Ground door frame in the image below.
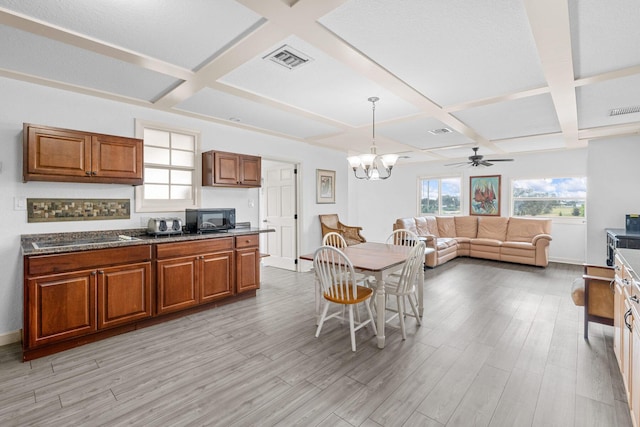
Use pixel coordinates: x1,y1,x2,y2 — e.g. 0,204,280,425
259,158,302,272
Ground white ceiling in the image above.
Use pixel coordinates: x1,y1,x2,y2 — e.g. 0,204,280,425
1,0,639,165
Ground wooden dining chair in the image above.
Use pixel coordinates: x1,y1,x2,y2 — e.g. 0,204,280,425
313,245,377,351
380,241,426,339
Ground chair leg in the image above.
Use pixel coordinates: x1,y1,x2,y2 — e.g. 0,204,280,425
349,305,356,352
408,294,422,326
315,302,330,338
364,300,377,335
397,296,406,340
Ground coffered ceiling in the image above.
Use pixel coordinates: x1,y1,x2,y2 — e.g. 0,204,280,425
1,0,639,164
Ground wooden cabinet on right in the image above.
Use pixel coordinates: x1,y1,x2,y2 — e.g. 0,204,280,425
235,234,260,293
23,123,143,185
202,150,261,187
613,250,640,424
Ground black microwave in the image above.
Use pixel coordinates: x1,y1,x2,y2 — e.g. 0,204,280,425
185,208,236,233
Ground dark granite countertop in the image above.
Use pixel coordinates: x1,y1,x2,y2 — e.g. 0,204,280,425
21,227,274,256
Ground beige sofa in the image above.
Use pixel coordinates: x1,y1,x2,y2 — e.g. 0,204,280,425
394,215,552,268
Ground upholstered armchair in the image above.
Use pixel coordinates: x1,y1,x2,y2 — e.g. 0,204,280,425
319,214,366,246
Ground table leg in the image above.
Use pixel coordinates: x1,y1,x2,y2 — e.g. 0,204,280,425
375,273,386,348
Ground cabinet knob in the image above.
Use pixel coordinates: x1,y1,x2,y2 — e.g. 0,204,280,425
90,271,97,276
98,270,104,275
85,171,92,176
92,171,97,176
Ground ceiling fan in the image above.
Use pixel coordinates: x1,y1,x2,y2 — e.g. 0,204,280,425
445,147,514,167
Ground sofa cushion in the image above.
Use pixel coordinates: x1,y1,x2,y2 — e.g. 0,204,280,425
395,218,418,235
454,236,471,244
477,216,509,241
415,216,438,237
502,241,535,249
470,238,503,247
506,217,552,243
437,216,456,238
454,216,478,238
436,237,457,249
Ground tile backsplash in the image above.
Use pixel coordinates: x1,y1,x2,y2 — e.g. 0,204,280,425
27,198,130,223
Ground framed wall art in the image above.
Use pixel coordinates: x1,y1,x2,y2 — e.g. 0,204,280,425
316,169,336,204
470,175,500,216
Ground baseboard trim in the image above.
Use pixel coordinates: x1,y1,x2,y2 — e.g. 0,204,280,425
550,257,584,265
0,330,21,347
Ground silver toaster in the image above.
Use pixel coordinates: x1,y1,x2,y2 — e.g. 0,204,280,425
147,217,183,236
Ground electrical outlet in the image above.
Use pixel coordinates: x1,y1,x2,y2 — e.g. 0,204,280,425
248,199,255,208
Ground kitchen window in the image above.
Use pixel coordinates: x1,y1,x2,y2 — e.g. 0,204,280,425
135,120,200,212
511,177,586,218
418,176,461,215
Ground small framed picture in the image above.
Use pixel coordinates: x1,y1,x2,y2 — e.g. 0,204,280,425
316,169,336,204
470,175,501,216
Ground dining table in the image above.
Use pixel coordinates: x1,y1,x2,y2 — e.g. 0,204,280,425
300,241,434,349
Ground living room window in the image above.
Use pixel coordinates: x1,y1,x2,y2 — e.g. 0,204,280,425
135,120,200,212
418,177,461,215
511,177,586,218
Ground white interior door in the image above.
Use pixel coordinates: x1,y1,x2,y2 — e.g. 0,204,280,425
261,163,297,271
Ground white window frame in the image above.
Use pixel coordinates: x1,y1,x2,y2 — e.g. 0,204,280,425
417,175,462,216
510,176,587,222
134,119,201,213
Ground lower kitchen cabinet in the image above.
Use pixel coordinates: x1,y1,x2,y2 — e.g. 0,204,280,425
155,238,235,314
98,262,152,329
26,269,97,349
235,235,260,293
24,245,152,352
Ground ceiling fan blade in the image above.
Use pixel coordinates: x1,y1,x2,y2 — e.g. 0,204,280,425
444,161,471,166
479,161,493,166
484,158,514,162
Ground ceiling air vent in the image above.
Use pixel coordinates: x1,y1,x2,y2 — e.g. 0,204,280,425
263,45,313,70
610,106,640,116
428,128,453,135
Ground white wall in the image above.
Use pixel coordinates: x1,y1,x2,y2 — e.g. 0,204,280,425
0,77,347,337
587,135,640,264
349,148,588,264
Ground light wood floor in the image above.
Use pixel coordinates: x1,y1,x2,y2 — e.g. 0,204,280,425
0,258,632,426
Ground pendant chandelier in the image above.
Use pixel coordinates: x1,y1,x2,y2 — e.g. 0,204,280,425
347,97,398,180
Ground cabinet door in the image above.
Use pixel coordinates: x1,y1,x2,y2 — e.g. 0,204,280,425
240,155,261,186
614,282,623,367
236,248,260,293
25,126,91,178
623,299,633,395
26,270,96,348
214,152,240,185
200,251,234,303
97,262,152,329
157,256,199,314
91,135,143,184
633,316,640,427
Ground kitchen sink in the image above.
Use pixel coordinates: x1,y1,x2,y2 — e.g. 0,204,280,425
32,235,141,250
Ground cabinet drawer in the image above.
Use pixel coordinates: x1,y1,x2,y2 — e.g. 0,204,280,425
156,238,234,259
235,234,259,249
27,245,152,276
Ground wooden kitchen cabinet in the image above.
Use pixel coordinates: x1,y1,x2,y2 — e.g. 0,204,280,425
202,150,261,187
26,269,97,349
24,245,152,353
23,123,143,185
156,238,234,314
235,234,260,293
97,262,152,329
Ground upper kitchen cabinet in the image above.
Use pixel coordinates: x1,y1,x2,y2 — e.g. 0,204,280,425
202,150,261,188
23,123,143,185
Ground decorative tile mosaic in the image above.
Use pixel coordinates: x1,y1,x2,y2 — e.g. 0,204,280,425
27,199,130,223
